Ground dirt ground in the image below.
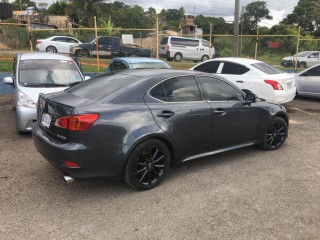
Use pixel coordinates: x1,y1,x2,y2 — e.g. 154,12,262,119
0,94,320,240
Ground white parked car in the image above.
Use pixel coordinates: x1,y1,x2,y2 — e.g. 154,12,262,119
295,63,320,98
191,57,296,104
281,51,320,68
36,36,82,54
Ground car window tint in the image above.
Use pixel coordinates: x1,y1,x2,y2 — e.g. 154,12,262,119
109,61,128,71
68,38,79,43
150,84,166,101
160,37,168,44
251,62,282,74
198,76,244,101
305,66,320,76
309,53,319,58
221,62,250,75
69,74,141,100
162,76,202,102
194,61,220,73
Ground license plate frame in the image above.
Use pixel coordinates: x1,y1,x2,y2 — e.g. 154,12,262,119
41,113,52,128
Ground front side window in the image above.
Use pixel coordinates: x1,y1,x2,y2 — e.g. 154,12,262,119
305,66,320,76
150,76,202,102
18,59,82,87
221,62,250,75
53,37,67,42
198,76,244,101
194,61,220,73
308,53,319,58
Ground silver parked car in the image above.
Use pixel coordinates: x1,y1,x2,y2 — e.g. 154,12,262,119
4,52,86,134
295,63,320,98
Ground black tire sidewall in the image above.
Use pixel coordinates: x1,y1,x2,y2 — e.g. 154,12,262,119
125,139,170,190
260,117,288,151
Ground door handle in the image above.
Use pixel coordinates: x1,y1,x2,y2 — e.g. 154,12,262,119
236,80,244,83
213,109,226,116
157,110,175,118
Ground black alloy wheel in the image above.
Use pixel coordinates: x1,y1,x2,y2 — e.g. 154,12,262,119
260,117,287,150
125,139,170,190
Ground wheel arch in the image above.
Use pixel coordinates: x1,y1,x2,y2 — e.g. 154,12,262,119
275,112,289,126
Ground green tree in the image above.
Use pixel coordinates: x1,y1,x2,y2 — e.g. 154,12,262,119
195,15,233,34
241,1,272,34
281,0,320,37
11,0,36,11
47,1,68,15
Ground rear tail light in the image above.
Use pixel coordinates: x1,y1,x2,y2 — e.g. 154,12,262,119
264,80,283,90
166,45,170,51
54,113,99,131
64,161,80,168
37,40,42,44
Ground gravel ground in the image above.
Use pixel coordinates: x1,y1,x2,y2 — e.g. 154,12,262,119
0,94,320,240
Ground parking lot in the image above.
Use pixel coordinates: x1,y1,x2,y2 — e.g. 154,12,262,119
1,94,320,239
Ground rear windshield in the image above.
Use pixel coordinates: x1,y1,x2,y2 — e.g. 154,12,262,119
131,62,171,69
18,59,82,87
160,37,168,45
251,62,283,75
68,73,142,100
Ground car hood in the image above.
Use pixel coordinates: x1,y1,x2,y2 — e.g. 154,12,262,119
18,85,68,104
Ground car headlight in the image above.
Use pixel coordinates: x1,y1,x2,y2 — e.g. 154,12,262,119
17,91,36,108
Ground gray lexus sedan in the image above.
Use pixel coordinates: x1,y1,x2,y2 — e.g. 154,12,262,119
32,69,289,190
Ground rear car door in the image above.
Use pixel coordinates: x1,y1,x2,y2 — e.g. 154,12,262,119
197,75,260,150
144,75,212,160
297,65,320,97
306,52,320,67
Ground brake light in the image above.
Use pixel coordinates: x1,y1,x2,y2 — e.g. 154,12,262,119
64,161,80,168
54,114,99,131
37,40,42,44
264,80,283,90
166,45,170,51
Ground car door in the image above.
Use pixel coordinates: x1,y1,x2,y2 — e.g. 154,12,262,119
216,61,254,92
197,75,260,150
306,52,320,67
144,75,213,160
52,37,68,53
97,37,111,57
297,65,320,97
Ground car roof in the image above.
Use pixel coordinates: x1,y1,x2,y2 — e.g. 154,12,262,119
18,52,74,61
211,57,261,64
112,57,167,64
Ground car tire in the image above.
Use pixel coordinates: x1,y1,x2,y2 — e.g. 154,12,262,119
76,49,90,58
259,117,288,151
124,139,170,190
46,46,57,53
298,62,307,68
174,53,182,62
201,55,209,62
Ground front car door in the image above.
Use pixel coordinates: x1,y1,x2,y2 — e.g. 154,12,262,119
197,75,260,150
297,65,320,97
144,75,212,160
306,52,320,67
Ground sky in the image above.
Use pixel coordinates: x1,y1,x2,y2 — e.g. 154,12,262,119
27,0,300,27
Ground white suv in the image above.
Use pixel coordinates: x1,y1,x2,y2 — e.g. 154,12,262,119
281,51,320,68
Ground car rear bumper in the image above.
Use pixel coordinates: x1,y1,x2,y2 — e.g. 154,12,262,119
272,87,297,104
32,122,128,180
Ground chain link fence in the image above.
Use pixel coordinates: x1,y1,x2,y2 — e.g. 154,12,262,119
1,21,320,72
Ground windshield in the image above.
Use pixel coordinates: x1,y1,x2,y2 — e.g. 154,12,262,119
18,59,83,87
251,62,283,75
297,52,311,57
131,62,171,69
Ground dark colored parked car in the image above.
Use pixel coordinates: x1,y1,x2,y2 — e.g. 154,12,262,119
70,36,151,58
32,69,289,190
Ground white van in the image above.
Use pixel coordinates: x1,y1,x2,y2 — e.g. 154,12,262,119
160,36,215,62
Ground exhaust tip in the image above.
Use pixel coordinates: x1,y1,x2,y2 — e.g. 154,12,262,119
63,175,74,184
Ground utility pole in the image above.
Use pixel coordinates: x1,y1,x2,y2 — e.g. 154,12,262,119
233,0,240,57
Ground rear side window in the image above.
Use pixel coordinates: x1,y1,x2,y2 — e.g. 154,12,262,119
251,62,282,75
221,62,250,75
160,37,168,45
194,61,220,73
150,76,202,102
109,60,128,71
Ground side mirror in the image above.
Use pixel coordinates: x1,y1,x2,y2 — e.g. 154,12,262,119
84,76,91,81
245,92,256,104
3,76,14,85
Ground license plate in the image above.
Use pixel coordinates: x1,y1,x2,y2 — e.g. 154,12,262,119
41,113,52,128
